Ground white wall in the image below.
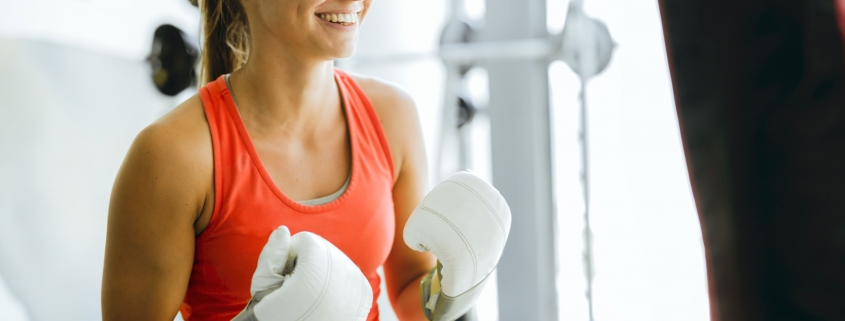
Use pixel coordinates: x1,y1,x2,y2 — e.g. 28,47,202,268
552,0,711,320
0,38,181,321
0,0,199,61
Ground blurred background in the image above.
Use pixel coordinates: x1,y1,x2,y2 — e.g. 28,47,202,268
0,0,709,320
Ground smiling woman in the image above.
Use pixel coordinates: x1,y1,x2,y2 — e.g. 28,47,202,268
100,0,448,320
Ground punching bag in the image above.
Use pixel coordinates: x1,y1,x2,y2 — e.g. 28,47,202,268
659,0,845,320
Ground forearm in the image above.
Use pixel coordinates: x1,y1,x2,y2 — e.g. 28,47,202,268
392,273,429,321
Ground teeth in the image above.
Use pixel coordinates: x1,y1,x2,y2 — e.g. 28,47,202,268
318,12,359,24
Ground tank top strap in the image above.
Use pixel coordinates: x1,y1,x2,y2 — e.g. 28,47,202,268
334,69,396,184
197,76,231,232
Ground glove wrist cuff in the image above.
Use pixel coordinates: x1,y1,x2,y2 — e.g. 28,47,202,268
420,261,492,321
231,299,260,321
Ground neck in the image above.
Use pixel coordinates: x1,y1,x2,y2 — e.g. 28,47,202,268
228,45,340,135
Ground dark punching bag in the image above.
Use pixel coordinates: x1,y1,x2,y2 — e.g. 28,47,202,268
658,0,845,320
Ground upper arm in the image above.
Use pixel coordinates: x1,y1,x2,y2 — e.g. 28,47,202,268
353,74,436,318
102,96,213,320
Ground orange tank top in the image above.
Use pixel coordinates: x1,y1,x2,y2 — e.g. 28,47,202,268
180,69,396,321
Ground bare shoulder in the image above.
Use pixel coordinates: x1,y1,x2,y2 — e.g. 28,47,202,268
347,72,417,117
117,93,213,220
347,72,424,175
132,94,212,172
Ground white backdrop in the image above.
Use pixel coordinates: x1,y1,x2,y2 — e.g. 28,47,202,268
0,38,181,321
0,0,199,61
552,0,710,320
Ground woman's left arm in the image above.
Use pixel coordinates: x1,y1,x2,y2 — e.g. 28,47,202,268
353,74,435,321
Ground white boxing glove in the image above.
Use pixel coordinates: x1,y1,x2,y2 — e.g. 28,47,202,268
403,171,512,321
232,226,373,321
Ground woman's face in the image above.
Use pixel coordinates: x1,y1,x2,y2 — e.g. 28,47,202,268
244,0,372,60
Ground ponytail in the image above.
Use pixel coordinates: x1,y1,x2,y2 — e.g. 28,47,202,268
199,0,250,85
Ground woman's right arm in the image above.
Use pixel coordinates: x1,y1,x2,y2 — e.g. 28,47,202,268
102,96,213,321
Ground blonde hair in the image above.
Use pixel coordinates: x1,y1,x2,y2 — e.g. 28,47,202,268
199,0,251,85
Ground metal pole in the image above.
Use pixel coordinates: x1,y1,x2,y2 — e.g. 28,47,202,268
483,0,559,320
578,87,594,321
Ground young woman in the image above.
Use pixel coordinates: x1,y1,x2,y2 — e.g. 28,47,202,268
101,0,435,319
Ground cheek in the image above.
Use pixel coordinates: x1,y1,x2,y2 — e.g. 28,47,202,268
260,12,312,45
257,1,301,31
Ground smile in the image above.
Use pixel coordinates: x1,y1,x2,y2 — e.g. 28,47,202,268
317,12,359,25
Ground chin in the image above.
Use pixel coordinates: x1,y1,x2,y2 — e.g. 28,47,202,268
325,43,358,60
337,48,357,59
